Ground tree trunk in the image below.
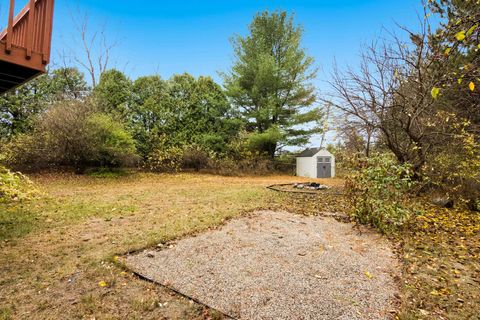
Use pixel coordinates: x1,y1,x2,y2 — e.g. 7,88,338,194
365,130,372,158
267,142,277,159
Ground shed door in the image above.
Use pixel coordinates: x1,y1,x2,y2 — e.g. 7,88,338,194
317,157,332,178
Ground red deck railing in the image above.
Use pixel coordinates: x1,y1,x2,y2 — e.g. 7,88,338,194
0,0,54,93
0,0,55,69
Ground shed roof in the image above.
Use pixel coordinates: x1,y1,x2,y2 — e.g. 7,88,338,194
296,147,321,157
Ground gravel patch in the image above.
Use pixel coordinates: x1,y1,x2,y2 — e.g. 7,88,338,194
126,211,399,319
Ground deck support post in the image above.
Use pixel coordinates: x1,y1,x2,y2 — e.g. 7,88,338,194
42,0,54,64
5,0,15,54
25,0,37,59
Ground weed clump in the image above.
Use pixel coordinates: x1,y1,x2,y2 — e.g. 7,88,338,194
0,165,37,203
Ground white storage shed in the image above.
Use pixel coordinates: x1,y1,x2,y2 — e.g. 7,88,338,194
296,148,335,178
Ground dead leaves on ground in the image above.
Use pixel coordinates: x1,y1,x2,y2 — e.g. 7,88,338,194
275,189,480,319
272,188,349,217
399,206,480,319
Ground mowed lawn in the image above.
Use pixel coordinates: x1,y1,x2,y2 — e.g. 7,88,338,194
0,173,342,319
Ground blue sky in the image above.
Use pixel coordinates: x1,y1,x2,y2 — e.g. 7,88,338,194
44,0,427,81
1,0,428,147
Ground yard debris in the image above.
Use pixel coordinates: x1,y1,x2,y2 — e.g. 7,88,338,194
431,196,454,208
293,182,330,190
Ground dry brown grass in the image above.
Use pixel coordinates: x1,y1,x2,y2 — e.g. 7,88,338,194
2,172,478,319
0,172,339,320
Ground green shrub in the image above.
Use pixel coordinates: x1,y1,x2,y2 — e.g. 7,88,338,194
345,154,415,233
245,127,284,154
424,127,480,211
181,144,212,172
1,101,138,173
273,152,296,174
86,113,138,168
144,145,184,172
211,134,273,175
209,155,272,176
0,166,37,203
0,133,46,171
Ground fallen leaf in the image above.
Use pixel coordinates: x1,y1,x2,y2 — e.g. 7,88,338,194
430,289,440,296
469,82,475,91
431,87,440,99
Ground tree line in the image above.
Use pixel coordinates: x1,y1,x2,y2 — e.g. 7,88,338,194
0,11,322,174
0,2,478,212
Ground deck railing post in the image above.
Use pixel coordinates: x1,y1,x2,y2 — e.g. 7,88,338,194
5,0,15,53
42,0,54,64
25,0,37,59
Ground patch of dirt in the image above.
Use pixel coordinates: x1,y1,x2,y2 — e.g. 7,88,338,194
126,211,400,320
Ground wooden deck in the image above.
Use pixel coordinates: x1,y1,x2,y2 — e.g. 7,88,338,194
0,0,54,93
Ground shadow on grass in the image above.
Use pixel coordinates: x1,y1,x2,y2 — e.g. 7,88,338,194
86,167,130,179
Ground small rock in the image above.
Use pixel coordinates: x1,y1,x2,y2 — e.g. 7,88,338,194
431,197,454,208
147,253,155,258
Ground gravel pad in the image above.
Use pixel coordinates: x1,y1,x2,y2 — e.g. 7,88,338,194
126,211,399,319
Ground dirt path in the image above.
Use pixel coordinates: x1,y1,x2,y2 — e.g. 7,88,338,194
126,211,400,320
